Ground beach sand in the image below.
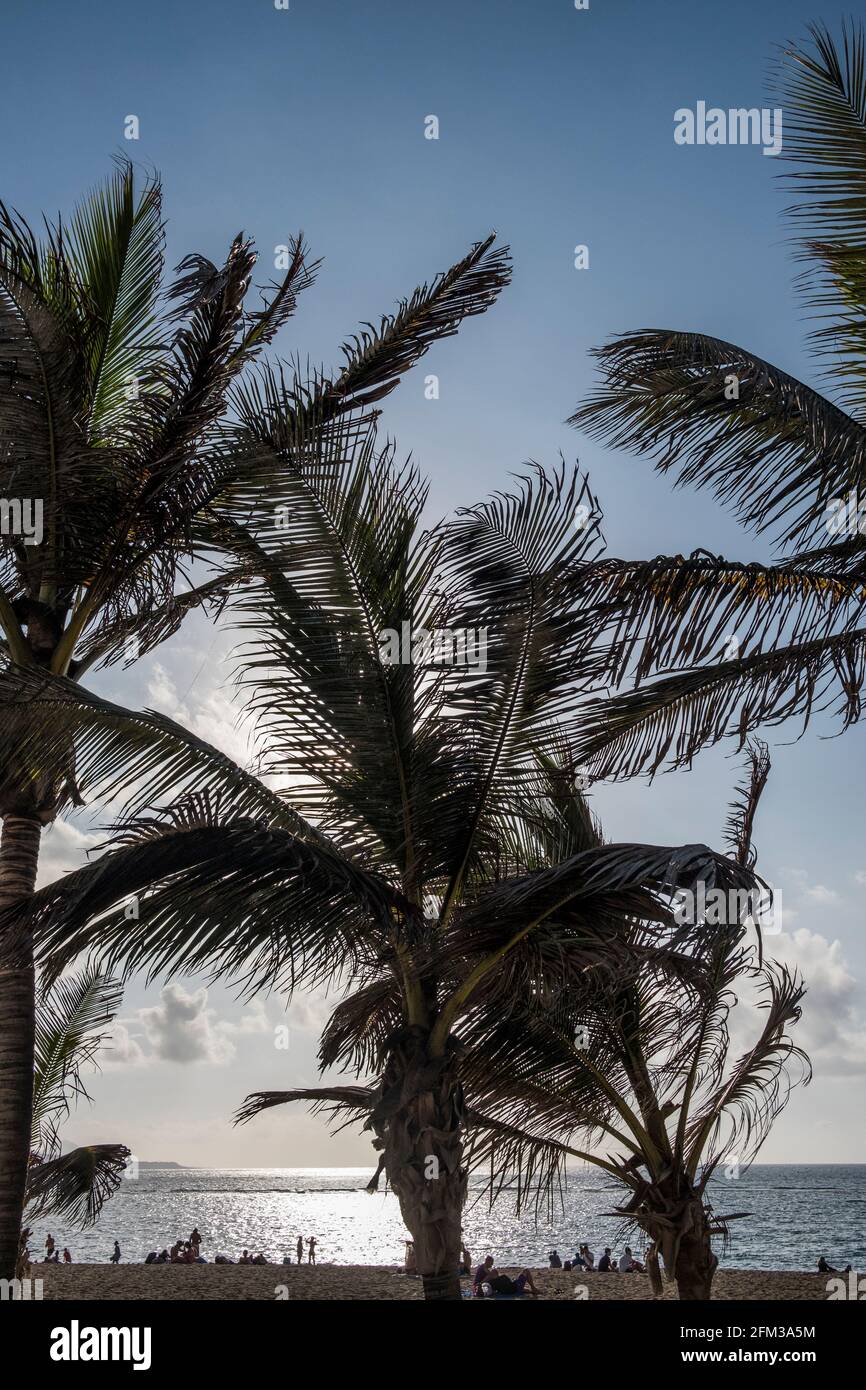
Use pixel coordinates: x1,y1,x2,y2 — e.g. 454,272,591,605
29,1264,831,1301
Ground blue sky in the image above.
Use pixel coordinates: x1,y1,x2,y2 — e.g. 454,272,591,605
5,0,865,1165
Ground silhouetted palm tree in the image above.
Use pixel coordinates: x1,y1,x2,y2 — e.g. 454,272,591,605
0,158,511,1276
569,22,866,779
457,743,809,1300
10,451,759,1299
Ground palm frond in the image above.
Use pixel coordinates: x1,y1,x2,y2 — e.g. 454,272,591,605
26,1144,130,1227
32,964,123,1157
22,799,408,995
573,626,866,779
686,963,810,1176
65,159,165,440
775,21,866,411
723,739,771,869
570,330,866,548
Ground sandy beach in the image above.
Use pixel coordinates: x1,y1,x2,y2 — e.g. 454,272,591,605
28,1265,831,1301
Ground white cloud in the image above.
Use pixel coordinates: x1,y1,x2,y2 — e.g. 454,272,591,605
730,927,866,1079
100,988,279,1068
35,819,101,889
135,983,238,1066
100,1022,147,1069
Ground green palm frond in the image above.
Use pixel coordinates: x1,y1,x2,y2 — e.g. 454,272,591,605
775,21,866,411
32,964,123,1157
212,409,433,874
66,159,165,441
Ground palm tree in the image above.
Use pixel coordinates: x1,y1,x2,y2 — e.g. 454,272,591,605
568,21,866,779
234,742,802,1302
457,742,810,1300
8,454,760,1299
23,965,129,1272
0,158,512,1276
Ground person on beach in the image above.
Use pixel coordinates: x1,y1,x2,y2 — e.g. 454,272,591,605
190,1227,201,1254
45,1233,55,1260
297,1235,304,1265
597,1247,613,1271
62,1248,72,1264
619,1246,644,1274
579,1243,594,1270
473,1254,495,1294
459,1244,471,1275
817,1256,852,1273
307,1236,317,1264
548,1249,562,1268
239,1249,252,1264
110,1240,121,1264
484,1267,540,1298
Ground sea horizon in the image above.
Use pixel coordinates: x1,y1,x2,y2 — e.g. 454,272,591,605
31,1163,866,1274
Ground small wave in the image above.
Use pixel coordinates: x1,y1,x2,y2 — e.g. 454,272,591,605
151,1187,369,1196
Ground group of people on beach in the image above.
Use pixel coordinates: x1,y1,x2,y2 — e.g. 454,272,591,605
468,1241,646,1296
28,1227,322,1268
139,1230,319,1266
143,1229,204,1264
548,1244,645,1273
28,1232,72,1264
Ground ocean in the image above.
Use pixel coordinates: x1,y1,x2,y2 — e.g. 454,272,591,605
32,1164,865,1272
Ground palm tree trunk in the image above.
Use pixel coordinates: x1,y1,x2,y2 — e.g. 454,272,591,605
674,1225,718,1301
378,1033,468,1301
0,815,41,1280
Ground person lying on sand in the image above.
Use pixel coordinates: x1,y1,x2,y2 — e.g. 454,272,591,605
817,1256,852,1273
472,1256,539,1298
484,1268,540,1298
